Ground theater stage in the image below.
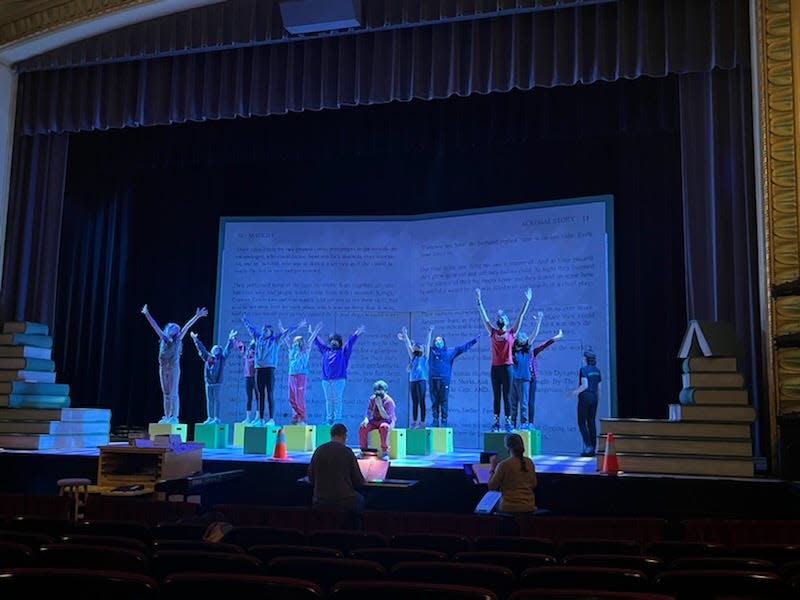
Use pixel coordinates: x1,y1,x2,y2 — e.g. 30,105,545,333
0,441,797,521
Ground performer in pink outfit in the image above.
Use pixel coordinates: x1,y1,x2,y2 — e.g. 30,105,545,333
282,321,322,424
358,380,396,459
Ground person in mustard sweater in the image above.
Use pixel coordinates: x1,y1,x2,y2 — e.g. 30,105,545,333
487,432,538,515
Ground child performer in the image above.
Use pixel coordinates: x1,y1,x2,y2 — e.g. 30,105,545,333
141,304,208,424
314,324,365,425
567,348,602,456
398,324,433,429
358,379,396,460
242,314,306,426
190,329,237,424
235,337,258,424
428,329,480,428
282,321,322,425
476,287,533,432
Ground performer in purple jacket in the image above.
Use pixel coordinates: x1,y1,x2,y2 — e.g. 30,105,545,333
314,324,365,424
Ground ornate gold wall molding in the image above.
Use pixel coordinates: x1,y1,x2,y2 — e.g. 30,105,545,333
754,0,800,436
0,0,153,47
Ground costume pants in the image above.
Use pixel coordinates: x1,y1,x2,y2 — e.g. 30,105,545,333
288,373,307,422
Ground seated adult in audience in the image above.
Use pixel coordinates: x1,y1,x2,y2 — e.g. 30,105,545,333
487,432,538,516
307,423,366,528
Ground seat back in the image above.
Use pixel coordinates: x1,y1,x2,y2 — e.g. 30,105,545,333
264,556,386,592
221,525,306,548
508,590,677,600
520,566,650,592
643,541,728,564
249,543,343,563
150,549,264,580
161,572,325,599
389,533,471,556
561,554,665,578
74,519,153,544
668,556,776,572
390,560,515,599
0,540,34,567
454,550,557,575
655,568,791,599
151,539,244,553
308,529,388,553
37,542,149,573
0,567,159,599
350,547,448,568
330,579,499,600
58,533,149,553
557,538,643,558
473,535,556,555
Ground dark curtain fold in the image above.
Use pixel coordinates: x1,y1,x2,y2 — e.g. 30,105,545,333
16,0,750,135
54,177,133,414
0,133,68,328
679,68,762,455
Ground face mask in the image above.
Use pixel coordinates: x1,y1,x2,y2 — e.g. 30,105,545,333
434,340,444,349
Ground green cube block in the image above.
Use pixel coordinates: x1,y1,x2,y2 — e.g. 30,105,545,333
149,423,187,442
406,428,432,455
315,424,332,446
284,425,316,451
484,429,541,457
369,427,406,459
193,423,229,449
232,422,247,447
430,427,453,453
243,425,281,455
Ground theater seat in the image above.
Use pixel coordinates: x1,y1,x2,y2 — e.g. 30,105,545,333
330,579,498,600
561,553,665,579
161,572,325,599
0,540,34,567
453,550,557,575
473,535,556,555
349,547,448,568
0,567,159,599
249,543,343,563
263,556,387,592
389,532,471,556
37,543,149,574
150,549,264,581
390,560,515,599
220,525,306,548
654,568,791,599
519,566,650,593
508,590,676,600
308,529,388,553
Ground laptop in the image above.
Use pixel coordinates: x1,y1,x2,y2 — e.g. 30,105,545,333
464,463,493,485
357,457,390,482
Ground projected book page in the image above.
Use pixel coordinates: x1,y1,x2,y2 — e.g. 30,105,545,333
215,196,614,453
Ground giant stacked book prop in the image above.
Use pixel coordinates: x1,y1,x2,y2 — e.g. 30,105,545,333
597,320,755,477
0,321,111,449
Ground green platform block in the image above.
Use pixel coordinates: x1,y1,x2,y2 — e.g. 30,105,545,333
369,428,407,459
193,423,229,449
406,428,432,455
243,425,281,455
430,427,454,453
232,422,247,447
483,429,541,458
517,428,542,455
315,424,332,446
148,423,187,442
284,425,316,452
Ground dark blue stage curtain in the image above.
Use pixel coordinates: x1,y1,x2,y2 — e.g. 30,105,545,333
15,0,749,135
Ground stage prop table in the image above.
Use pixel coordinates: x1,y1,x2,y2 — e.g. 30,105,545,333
429,427,454,453
243,425,282,455
406,428,432,455
283,424,316,451
483,428,541,458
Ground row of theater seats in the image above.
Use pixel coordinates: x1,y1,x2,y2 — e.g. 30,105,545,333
1,518,800,598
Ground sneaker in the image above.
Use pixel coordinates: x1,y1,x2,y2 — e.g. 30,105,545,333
266,418,275,426
212,417,221,424
169,416,179,424
431,420,440,428
504,419,513,432
202,417,214,425
380,451,390,460
158,416,170,424
491,421,500,433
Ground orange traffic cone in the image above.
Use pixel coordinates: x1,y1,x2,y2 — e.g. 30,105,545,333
601,432,620,474
273,427,288,459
